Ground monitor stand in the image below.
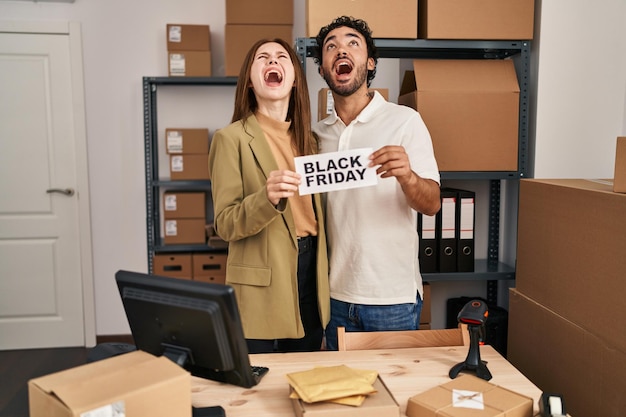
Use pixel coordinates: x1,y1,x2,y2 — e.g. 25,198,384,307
192,406,225,417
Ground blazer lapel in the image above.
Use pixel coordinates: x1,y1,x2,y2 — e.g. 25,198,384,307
244,115,298,246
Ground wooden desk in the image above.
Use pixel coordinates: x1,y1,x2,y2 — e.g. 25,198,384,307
191,345,542,416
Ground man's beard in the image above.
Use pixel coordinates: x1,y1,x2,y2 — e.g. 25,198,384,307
323,62,369,97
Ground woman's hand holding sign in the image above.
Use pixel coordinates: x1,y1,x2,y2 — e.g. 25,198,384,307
266,170,301,207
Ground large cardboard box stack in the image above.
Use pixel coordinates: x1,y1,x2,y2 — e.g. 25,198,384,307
418,0,535,40
29,350,191,417
225,0,293,76
509,178,626,417
305,0,418,39
166,24,212,77
398,59,520,172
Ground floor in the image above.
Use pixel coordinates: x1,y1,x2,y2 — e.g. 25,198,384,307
0,347,88,417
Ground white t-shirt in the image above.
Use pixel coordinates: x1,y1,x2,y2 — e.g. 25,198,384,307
314,91,440,304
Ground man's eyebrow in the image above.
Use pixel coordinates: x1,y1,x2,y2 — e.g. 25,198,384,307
323,34,337,46
323,32,361,46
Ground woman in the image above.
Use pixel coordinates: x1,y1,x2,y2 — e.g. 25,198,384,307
208,38,329,353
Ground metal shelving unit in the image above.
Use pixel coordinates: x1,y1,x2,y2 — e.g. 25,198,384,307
296,38,531,303
143,39,531,302
142,76,237,273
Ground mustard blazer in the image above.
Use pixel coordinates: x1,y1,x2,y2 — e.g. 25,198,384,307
208,114,330,340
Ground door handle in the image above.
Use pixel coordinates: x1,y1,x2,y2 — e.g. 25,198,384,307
46,188,75,196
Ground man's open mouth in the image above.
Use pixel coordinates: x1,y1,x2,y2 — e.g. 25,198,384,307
335,61,353,76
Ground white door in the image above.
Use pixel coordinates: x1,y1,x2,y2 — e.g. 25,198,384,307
0,22,95,349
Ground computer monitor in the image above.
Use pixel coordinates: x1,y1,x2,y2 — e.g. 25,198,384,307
115,269,263,388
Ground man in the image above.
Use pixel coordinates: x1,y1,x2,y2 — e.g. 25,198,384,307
312,16,441,350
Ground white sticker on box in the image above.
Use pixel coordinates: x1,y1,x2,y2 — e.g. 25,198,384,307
452,389,484,410
171,155,184,172
168,25,182,42
169,53,186,76
167,130,183,153
165,220,178,236
81,401,125,417
325,90,334,116
164,194,178,211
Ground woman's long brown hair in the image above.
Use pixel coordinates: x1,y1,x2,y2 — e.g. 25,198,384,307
231,38,317,156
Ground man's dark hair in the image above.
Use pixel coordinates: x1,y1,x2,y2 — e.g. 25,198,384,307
313,16,378,86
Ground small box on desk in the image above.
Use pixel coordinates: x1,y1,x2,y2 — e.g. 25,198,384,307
29,350,191,417
406,374,532,417
291,376,399,417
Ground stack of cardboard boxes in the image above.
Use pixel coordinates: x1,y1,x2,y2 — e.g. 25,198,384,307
509,173,626,416
166,24,212,77
167,128,211,182
224,0,293,76
162,190,206,246
153,126,228,283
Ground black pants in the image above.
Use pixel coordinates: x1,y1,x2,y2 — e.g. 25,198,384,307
246,236,323,353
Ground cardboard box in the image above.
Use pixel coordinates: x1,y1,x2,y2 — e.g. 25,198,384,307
406,374,532,417
516,178,626,353
163,191,206,219
166,24,210,51
614,136,626,193
226,0,293,25
29,350,191,417
305,0,418,39
398,59,519,172
291,376,399,417
193,253,227,284
418,0,535,40
170,154,210,180
165,128,210,154
224,24,293,77
163,218,206,245
508,289,626,417
153,253,193,279
168,51,212,77
317,88,389,121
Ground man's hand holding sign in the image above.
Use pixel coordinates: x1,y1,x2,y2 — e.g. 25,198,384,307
294,148,378,195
